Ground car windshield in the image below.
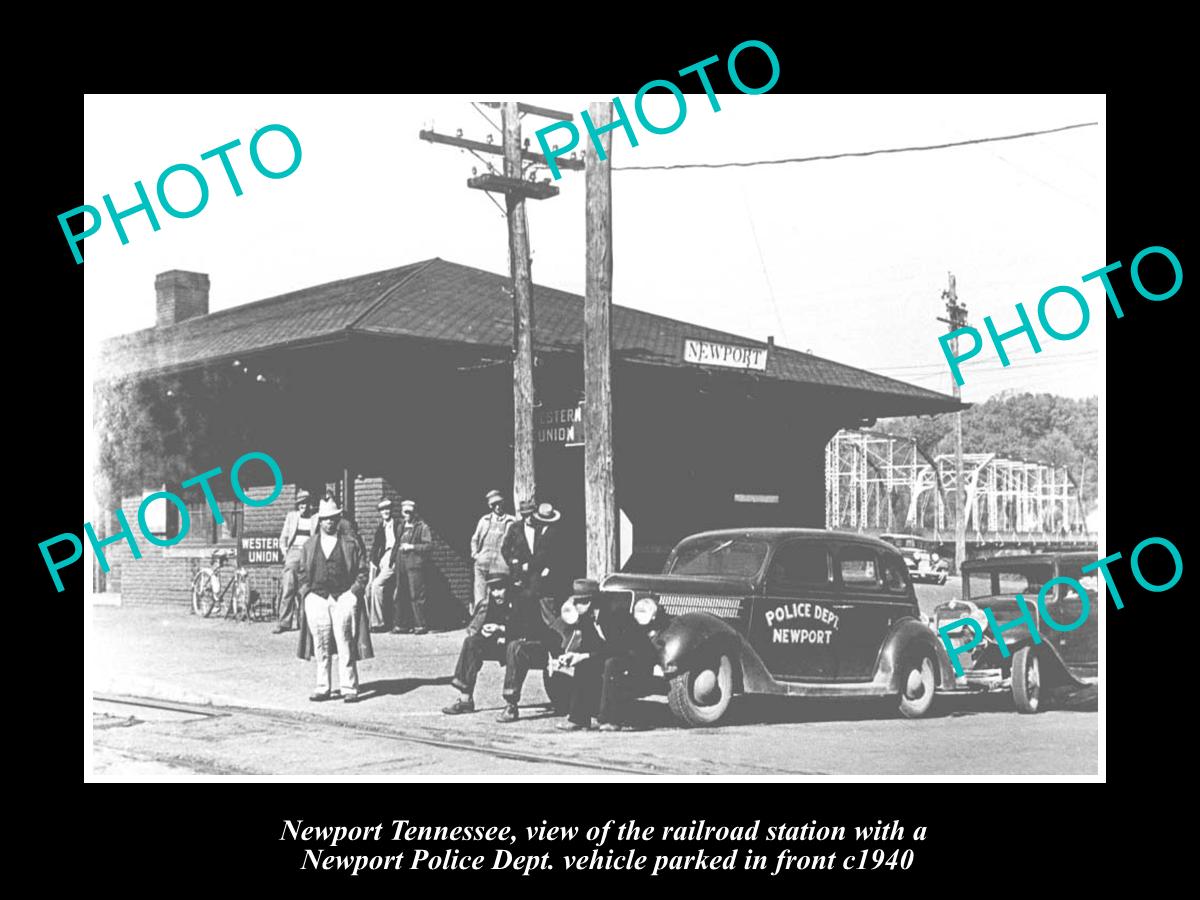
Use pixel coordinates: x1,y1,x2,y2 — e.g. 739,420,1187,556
667,537,770,577
966,564,1054,600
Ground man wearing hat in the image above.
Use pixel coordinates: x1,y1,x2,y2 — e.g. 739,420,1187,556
442,573,511,715
494,500,568,721
366,498,400,632
470,490,516,616
274,489,318,633
394,499,434,635
550,578,652,731
295,497,373,703
501,500,563,601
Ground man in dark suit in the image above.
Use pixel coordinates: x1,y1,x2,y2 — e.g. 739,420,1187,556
495,501,569,722
552,578,656,731
502,500,562,600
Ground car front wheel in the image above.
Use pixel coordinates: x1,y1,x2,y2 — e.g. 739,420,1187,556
1012,645,1042,713
668,653,734,726
897,652,937,718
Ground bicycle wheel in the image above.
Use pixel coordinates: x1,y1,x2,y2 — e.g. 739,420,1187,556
192,570,217,617
231,579,250,622
205,576,223,618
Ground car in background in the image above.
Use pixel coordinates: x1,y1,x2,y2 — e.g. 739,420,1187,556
880,533,950,585
585,528,949,727
931,552,1097,713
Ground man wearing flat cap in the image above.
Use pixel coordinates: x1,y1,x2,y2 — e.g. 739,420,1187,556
470,489,515,620
551,578,652,731
366,498,400,632
295,497,373,703
394,499,434,635
274,489,318,633
442,573,511,715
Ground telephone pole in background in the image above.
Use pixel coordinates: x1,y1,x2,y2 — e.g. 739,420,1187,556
584,101,617,579
501,102,537,507
419,104,584,507
938,273,969,574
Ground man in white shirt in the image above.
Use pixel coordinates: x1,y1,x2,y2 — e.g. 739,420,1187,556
367,498,399,632
274,490,317,633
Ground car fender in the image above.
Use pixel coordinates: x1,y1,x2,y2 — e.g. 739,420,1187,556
875,617,953,691
659,612,748,691
1021,640,1089,690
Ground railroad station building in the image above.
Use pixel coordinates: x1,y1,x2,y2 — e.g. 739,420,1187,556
93,259,961,612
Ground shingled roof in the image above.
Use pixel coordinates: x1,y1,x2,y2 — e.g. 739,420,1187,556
99,257,957,407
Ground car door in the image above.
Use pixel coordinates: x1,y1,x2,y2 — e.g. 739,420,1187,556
831,544,907,679
1045,561,1098,670
752,539,837,680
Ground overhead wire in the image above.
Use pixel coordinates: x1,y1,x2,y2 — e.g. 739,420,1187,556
613,121,1098,172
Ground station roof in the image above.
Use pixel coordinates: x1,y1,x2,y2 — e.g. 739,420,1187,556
99,257,960,411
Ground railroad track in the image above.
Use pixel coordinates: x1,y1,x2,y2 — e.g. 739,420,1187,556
93,693,667,776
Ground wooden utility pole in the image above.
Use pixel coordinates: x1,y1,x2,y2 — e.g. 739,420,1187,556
938,274,969,574
584,101,617,579
418,103,581,511
502,103,536,508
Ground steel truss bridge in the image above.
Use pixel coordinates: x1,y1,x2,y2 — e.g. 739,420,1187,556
824,429,1096,554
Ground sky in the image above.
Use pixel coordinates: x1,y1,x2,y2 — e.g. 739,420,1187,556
83,93,1104,409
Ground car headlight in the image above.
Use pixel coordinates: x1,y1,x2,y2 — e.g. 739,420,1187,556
560,600,578,625
633,596,658,626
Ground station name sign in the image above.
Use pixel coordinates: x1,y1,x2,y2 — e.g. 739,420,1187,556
683,338,768,371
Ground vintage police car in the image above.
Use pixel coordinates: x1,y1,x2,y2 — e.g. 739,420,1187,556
591,528,948,727
932,552,1097,713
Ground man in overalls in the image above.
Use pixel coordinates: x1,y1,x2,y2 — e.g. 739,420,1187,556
470,489,515,622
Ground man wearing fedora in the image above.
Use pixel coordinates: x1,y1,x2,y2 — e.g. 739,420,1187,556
496,500,568,721
442,573,511,715
470,489,515,618
295,497,373,703
393,499,434,635
366,498,400,632
274,489,318,633
551,579,652,731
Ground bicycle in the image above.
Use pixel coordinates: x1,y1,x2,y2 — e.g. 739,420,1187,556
191,549,251,620
245,575,284,623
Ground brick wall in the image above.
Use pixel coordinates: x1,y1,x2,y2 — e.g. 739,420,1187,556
107,478,472,616
354,476,473,617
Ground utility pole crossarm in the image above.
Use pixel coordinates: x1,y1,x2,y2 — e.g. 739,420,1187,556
418,130,586,171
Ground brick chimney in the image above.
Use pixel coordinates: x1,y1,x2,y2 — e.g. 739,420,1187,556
155,270,210,327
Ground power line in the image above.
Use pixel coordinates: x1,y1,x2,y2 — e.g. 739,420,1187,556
613,121,1098,172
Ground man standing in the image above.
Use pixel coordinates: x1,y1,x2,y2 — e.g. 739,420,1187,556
551,579,653,731
274,489,317,633
295,497,373,703
497,501,567,721
367,498,399,632
470,490,515,617
394,499,434,635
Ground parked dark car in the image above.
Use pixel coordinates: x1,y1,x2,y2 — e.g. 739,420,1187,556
932,552,1097,713
880,533,950,585
588,528,947,727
